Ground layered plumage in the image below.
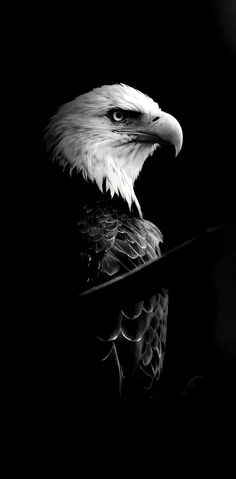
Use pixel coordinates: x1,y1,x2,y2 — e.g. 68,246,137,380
45,83,183,399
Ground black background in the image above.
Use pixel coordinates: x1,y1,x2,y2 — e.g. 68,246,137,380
23,0,236,427
34,1,235,236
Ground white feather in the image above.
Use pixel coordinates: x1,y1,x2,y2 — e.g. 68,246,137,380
45,83,178,217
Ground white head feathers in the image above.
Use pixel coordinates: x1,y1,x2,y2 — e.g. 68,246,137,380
45,83,182,217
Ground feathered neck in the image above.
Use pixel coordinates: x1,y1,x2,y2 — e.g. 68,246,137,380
55,142,158,219
79,153,143,218
49,160,141,219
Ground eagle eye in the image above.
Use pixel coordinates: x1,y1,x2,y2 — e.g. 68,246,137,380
111,110,124,122
107,109,141,123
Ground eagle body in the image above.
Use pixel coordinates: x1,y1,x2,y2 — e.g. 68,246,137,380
45,83,182,400
72,190,168,398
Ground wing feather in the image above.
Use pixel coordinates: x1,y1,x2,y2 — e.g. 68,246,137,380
74,205,162,290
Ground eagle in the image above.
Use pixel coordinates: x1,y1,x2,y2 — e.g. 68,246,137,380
45,83,183,401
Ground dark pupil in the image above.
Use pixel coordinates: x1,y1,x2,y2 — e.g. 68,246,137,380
115,111,123,119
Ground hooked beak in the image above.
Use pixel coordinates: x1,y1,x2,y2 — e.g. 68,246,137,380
131,111,183,157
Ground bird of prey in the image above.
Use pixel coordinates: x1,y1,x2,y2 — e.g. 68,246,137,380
45,83,183,400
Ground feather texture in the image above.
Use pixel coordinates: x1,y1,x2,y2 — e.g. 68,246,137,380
72,198,168,396
45,82,183,399
74,202,163,290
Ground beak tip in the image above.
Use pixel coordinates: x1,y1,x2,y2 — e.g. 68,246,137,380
175,144,181,157
160,111,183,158
174,139,183,157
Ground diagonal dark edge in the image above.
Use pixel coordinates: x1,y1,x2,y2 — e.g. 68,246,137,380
77,224,223,311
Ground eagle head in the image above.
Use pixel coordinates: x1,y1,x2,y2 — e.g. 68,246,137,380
45,83,183,216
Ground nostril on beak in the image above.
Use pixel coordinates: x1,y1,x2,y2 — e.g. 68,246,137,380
153,116,160,122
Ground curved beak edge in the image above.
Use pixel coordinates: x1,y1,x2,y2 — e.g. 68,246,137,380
155,111,183,157
130,112,183,157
